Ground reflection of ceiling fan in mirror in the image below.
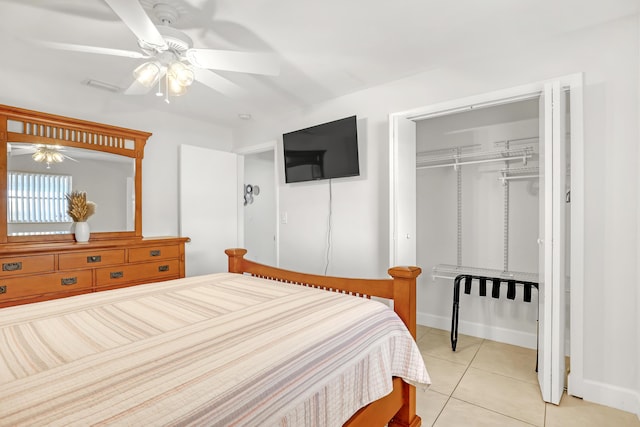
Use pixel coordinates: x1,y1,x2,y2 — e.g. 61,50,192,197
37,0,280,102
8,144,78,169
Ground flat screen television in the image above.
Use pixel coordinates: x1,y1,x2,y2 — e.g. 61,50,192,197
283,116,359,183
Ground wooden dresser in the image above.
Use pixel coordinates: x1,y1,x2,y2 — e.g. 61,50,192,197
0,237,189,308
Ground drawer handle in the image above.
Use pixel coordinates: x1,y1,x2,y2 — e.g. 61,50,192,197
150,250,161,257
158,265,170,272
2,262,22,271
87,256,102,263
0,286,6,294
60,277,78,286
110,271,124,279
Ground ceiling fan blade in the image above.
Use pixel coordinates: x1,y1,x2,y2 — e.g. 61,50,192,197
5,0,116,21
103,0,167,51
186,49,280,76
62,154,79,163
8,147,35,156
193,68,247,98
35,40,148,59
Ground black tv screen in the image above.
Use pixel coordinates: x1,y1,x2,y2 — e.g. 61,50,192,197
283,116,359,183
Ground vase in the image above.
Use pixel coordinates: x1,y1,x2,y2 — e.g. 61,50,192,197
74,221,90,243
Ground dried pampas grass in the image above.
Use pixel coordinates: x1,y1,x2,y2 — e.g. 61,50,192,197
66,191,96,222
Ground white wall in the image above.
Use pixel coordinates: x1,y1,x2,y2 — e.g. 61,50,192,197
141,122,232,237
235,15,640,414
0,68,234,240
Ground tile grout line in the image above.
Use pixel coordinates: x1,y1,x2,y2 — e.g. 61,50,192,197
430,338,485,426
452,339,545,427
448,396,541,427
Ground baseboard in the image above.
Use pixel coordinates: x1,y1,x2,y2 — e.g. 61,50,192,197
417,312,538,349
580,379,640,417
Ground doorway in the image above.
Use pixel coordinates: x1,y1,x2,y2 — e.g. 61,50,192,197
242,150,277,266
179,142,279,275
389,75,584,404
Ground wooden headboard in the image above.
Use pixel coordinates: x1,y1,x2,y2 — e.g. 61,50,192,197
225,248,421,337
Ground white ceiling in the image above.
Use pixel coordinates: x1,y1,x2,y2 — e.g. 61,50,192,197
0,0,638,128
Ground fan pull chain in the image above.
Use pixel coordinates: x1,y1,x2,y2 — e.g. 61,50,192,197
165,73,170,104
156,74,163,97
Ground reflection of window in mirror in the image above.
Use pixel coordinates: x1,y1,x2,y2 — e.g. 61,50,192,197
7,143,136,236
7,171,73,235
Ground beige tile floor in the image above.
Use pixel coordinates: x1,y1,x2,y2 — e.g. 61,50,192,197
415,325,640,426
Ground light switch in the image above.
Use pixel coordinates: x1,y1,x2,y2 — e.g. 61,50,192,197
280,212,288,224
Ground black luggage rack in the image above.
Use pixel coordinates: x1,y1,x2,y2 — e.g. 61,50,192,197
451,274,539,354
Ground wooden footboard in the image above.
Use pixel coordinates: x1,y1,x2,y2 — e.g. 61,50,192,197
225,248,422,427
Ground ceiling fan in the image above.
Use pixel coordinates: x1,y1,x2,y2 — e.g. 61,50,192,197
38,0,280,102
8,144,78,169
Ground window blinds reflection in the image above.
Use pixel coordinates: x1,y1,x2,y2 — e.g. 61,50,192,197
7,171,72,223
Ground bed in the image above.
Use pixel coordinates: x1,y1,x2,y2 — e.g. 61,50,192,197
0,248,429,426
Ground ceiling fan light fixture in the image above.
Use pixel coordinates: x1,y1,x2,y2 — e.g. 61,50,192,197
32,145,65,168
168,61,194,87
167,77,188,96
133,61,162,87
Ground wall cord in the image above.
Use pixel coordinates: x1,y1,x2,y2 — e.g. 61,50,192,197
324,179,333,275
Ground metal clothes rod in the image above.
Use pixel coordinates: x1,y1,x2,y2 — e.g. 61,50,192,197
417,146,532,163
416,146,534,170
417,153,532,170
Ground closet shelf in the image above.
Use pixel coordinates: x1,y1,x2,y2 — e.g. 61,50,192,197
498,166,540,185
416,147,534,170
431,264,538,283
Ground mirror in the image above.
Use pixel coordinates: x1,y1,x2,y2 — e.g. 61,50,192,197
7,143,136,236
0,104,149,244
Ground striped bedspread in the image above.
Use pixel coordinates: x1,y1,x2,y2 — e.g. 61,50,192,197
0,272,430,426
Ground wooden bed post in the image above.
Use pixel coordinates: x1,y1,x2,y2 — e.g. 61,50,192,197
388,265,422,427
225,248,248,273
388,266,421,338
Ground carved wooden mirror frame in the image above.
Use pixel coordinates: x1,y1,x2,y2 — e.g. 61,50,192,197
0,104,150,244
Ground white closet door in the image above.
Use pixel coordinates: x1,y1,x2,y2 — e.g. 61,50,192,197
390,116,417,266
179,144,239,277
538,81,567,404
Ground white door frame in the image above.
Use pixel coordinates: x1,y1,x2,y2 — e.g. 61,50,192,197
389,73,584,398
235,141,280,267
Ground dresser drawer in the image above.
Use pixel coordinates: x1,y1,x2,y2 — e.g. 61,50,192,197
95,259,180,287
59,249,125,270
0,254,55,277
0,270,93,300
128,245,180,263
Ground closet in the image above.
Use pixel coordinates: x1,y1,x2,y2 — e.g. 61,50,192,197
415,98,552,346
391,78,580,405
